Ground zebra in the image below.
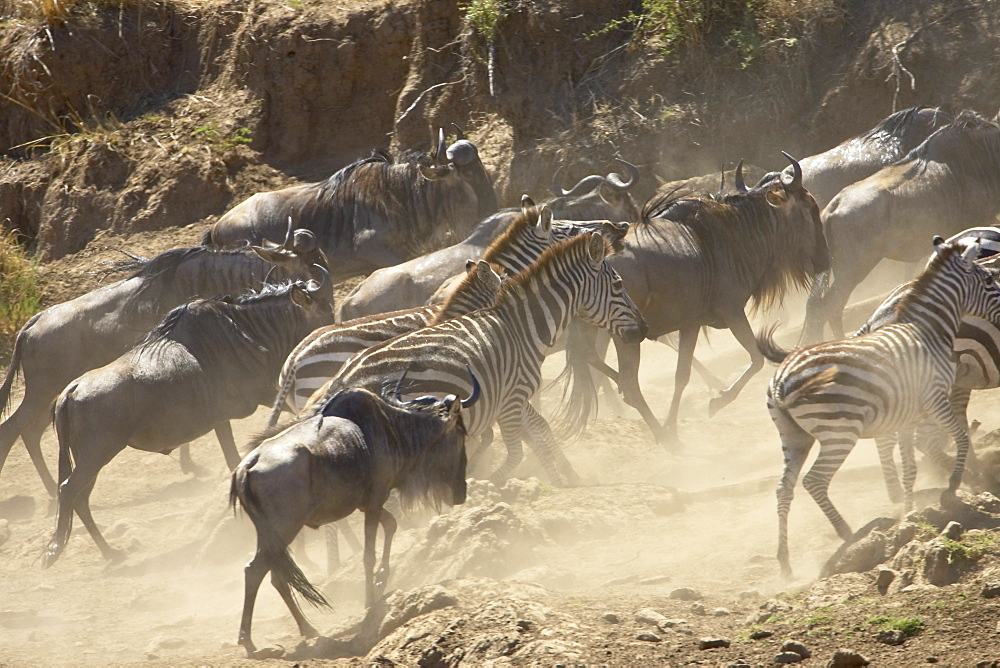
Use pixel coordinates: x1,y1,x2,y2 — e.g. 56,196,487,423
758,236,1000,578
298,232,647,486
850,229,1000,505
266,197,628,426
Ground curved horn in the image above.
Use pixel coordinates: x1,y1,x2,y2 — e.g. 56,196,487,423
559,174,605,197
291,229,317,254
605,158,640,190
716,165,725,200
393,368,409,403
306,264,329,293
451,123,466,140
551,165,566,196
780,151,802,191
435,128,447,164
282,216,295,249
735,159,748,193
461,365,481,408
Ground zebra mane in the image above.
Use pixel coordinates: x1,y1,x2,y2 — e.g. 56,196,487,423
432,261,506,324
479,207,539,262
497,233,612,304
893,243,964,318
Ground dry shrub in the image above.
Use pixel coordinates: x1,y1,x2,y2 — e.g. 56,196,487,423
0,0,153,22
0,228,41,357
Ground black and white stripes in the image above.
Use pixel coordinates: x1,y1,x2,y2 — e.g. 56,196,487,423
760,237,1000,577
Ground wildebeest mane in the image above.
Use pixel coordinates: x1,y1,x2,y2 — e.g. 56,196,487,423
635,185,820,313
858,105,950,146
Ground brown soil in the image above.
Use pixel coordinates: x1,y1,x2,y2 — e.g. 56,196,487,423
4,0,1000,666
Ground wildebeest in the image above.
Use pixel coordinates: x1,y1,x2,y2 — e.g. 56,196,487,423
567,153,829,446
202,129,497,283
801,110,1000,344
231,375,478,658
41,270,334,568
306,232,647,486
789,106,952,208
0,227,327,497
336,160,641,320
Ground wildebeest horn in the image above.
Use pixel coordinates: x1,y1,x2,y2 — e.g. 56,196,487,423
558,174,605,197
306,264,329,293
605,158,639,190
393,368,410,403
461,365,481,408
451,123,466,140
291,229,317,254
780,152,802,191
435,128,447,164
446,140,478,166
735,159,748,193
282,216,295,249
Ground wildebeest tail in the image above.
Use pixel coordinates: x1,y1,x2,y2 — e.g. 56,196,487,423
756,324,791,364
0,311,42,419
547,326,598,439
52,389,76,491
230,458,330,609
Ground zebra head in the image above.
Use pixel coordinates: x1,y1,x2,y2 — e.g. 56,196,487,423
577,232,648,344
931,235,1000,325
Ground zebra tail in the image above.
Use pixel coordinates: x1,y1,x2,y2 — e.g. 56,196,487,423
231,457,330,610
781,366,839,406
756,323,792,364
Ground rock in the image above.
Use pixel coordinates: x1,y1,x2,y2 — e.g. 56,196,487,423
827,649,871,667
713,607,731,616
636,632,661,642
982,582,1000,599
658,618,686,628
498,477,542,504
781,640,811,658
669,587,702,601
875,629,907,646
875,567,896,595
690,603,707,615
749,629,774,640
252,646,285,659
776,651,804,663
728,663,752,668
634,608,668,627
926,657,939,663
739,590,760,600
601,612,620,624
145,636,185,653
378,585,458,639
940,520,963,541
698,637,730,650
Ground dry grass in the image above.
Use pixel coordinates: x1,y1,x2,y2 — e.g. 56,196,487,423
0,227,41,359
0,0,158,22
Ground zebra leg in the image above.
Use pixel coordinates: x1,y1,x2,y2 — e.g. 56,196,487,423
661,327,699,450
491,410,527,486
899,429,917,513
523,402,581,487
801,437,857,542
923,391,971,497
708,312,764,416
772,409,815,579
874,434,904,504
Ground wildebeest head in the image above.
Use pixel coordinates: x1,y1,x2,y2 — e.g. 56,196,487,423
548,158,642,223
250,220,330,280
419,127,498,221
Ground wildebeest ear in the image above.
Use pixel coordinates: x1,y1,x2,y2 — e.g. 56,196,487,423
443,394,461,417
419,164,451,180
599,220,628,252
586,232,608,267
250,244,286,264
765,188,788,208
290,284,313,307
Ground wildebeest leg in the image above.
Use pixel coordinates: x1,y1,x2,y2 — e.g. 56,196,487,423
73,478,127,563
799,272,830,345
214,420,242,471
362,505,385,607
0,405,58,498
270,570,320,640
707,313,763,417
43,443,123,568
611,337,667,445
812,249,884,342
874,434,904,504
373,510,397,598
323,525,340,571
523,402,580,486
660,327,699,449
238,549,270,657
656,335,726,392
176,444,211,478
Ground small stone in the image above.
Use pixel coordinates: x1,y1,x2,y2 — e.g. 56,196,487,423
876,629,906,646
776,651,804,664
669,587,702,601
252,646,285,659
601,612,620,624
828,650,871,667
658,618,686,628
926,658,939,664
634,608,668,627
782,641,811,658
728,663,753,668
516,619,533,632
698,637,731,650
636,632,661,642
750,629,774,640
875,567,896,595
982,582,1000,599
690,603,708,615
940,521,963,541
713,607,731,617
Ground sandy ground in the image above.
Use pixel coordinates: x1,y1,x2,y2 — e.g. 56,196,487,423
0,264,988,666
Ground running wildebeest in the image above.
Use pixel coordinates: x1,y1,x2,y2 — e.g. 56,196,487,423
41,268,334,568
231,373,479,658
202,129,497,283
801,110,1000,344
0,225,327,497
566,153,829,446
788,106,952,208
336,159,641,320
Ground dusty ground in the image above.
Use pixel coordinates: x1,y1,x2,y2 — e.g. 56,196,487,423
2,258,1000,665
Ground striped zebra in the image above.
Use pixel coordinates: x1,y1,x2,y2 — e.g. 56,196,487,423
266,198,628,426
759,236,1000,578
300,232,647,486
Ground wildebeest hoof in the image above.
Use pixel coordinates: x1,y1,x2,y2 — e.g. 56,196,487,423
102,547,128,564
707,393,730,417
252,645,285,659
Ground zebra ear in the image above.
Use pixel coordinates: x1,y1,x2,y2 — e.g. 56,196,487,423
475,260,503,291
520,194,536,217
961,238,982,265
586,232,608,267
465,259,476,272
537,205,553,233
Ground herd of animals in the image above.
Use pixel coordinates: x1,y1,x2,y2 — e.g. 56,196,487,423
2,108,1000,656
